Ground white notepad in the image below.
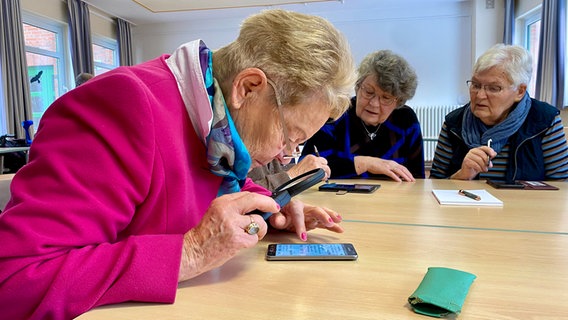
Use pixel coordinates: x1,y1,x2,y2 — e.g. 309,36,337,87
432,189,503,207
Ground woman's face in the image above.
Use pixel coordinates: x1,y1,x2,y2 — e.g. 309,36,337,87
469,66,526,126
235,84,330,168
355,74,398,126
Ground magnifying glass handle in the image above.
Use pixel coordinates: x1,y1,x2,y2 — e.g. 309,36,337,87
248,191,291,220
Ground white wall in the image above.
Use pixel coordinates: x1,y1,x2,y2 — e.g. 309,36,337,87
132,0,499,107
473,0,505,59
21,0,508,107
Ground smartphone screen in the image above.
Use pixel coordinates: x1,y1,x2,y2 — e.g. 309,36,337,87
318,183,379,193
266,243,358,261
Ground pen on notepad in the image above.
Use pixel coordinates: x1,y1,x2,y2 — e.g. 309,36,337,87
313,145,329,184
458,190,481,201
487,139,493,166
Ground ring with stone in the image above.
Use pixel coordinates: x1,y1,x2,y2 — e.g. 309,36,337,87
245,216,260,235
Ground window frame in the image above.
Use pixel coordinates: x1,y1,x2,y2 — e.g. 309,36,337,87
22,12,71,127
22,12,70,96
92,35,119,76
0,60,5,134
515,5,542,97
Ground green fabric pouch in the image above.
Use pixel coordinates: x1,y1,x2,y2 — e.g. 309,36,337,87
408,267,476,317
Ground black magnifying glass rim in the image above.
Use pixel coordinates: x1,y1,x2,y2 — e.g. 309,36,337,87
273,168,325,198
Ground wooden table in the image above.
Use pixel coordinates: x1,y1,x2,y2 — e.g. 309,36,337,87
298,179,568,234
78,179,568,319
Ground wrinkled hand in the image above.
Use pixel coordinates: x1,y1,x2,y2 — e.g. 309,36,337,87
354,155,415,182
268,199,343,241
287,154,330,181
451,146,496,180
179,192,279,282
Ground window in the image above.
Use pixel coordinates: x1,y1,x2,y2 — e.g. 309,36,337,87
92,36,118,76
0,63,5,134
517,7,541,97
22,14,69,129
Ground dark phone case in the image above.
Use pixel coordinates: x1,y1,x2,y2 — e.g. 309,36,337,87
318,183,380,193
486,180,525,189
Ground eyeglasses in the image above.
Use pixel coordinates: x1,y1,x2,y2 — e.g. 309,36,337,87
266,78,301,159
358,85,397,106
466,80,509,95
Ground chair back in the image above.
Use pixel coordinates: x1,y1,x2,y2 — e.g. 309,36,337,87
0,177,13,211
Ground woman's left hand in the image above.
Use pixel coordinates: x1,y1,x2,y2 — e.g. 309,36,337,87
268,200,343,241
354,155,415,182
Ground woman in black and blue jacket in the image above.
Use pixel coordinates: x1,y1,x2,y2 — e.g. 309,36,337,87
301,50,425,181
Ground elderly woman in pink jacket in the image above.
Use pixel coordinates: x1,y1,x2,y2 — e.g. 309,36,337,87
0,9,355,319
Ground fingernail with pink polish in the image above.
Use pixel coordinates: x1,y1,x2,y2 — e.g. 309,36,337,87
276,204,281,211
301,232,307,241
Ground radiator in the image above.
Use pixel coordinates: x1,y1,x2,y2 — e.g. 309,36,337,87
413,105,462,162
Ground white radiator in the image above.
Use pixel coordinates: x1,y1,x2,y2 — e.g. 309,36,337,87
413,105,462,162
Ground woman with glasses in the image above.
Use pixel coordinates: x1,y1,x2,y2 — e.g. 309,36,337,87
301,50,424,181
0,10,355,319
430,44,568,181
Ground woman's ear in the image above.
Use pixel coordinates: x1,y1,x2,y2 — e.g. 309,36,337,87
514,84,528,102
230,68,267,110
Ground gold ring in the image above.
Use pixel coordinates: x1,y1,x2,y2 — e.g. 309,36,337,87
245,216,260,235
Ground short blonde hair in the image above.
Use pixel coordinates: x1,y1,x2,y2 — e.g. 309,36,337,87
213,9,355,120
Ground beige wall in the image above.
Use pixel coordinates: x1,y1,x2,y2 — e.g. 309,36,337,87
21,0,116,40
21,0,67,23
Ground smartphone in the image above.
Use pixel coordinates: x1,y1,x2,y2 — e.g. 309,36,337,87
318,183,380,193
486,180,526,189
266,243,358,261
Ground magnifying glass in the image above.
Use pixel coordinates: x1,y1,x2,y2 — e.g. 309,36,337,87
250,168,325,220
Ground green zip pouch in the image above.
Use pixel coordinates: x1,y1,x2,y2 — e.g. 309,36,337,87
408,267,476,317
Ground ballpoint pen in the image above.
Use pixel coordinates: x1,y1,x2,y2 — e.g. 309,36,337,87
487,139,492,166
458,189,481,201
313,145,329,184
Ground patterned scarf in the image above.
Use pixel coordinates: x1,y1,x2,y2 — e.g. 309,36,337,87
203,52,251,195
462,92,531,154
166,40,251,196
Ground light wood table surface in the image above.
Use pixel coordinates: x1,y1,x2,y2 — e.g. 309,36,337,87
78,179,568,319
298,179,568,234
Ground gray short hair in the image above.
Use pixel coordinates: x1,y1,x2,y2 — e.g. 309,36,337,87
355,50,418,106
473,44,532,87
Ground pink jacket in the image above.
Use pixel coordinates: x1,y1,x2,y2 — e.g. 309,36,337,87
0,55,269,319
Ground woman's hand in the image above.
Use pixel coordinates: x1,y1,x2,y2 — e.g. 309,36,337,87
354,155,415,182
287,154,330,181
451,146,496,180
268,199,343,241
178,192,279,282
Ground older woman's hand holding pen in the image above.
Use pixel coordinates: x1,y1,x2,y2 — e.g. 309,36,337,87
451,140,497,180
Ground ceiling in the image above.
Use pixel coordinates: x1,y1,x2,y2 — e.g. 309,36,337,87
85,0,344,25
84,0,466,26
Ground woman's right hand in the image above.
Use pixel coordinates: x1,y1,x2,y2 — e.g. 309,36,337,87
451,145,496,180
287,154,330,181
354,155,415,182
178,192,279,282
